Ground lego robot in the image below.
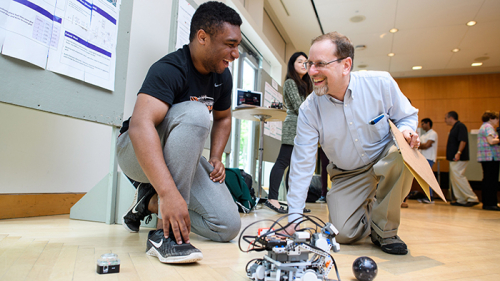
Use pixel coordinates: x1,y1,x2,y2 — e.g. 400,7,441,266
240,214,342,281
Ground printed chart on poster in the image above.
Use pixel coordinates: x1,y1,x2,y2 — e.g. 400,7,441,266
263,81,283,141
175,0,194,50
0,0,121,91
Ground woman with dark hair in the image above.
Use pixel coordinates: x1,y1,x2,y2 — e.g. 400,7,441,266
265,52,313,213
477,111,500,211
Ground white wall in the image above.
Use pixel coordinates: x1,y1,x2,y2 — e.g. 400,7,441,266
262,9,285,62
223,0,286,83
0,103,112,193
123,0,173,119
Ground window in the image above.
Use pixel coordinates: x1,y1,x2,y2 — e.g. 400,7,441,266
229,43,261,183
238,59,258,172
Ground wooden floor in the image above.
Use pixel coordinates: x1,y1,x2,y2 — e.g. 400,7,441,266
1,200,500,281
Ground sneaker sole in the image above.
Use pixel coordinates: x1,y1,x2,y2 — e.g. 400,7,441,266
122,187,141,233
371,231,408,255
121,215,139,233
381,246,408,255
146,247,203,263
264,202,287,214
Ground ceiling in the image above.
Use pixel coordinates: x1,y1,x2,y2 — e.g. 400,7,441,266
267,0,500,78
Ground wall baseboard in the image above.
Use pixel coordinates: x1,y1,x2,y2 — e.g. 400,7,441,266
0,193,85,220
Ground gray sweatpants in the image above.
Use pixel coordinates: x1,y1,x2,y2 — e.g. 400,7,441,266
116,101,241,242
326,142,413,243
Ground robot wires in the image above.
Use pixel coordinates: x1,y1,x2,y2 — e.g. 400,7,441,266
238,213,330,253
239,213,342,281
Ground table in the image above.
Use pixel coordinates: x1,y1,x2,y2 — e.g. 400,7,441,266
232,107,287,202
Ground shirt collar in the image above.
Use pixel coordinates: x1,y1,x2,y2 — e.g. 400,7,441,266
324,72,355,104
344,72,355,101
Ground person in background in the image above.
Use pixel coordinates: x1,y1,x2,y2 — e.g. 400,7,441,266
285,32,419,255
265,52,313,213
418,118,438,203
445,111,480,207
477,111,500,211
497,111,500,137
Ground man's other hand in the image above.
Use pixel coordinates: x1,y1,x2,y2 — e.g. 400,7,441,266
160,192,191,244
209,157,226,183
402,129,420,149
278,223,297,237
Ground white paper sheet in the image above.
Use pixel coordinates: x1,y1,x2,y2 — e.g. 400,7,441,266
263,82,283,141
0,0,12,47
1,0,120,90
175,0,194,50
1,0,60,68
47,0,120,90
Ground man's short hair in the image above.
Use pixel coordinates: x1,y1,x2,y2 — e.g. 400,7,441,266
311,31,354,70
447,111,458,120
189,1,242,42
421,118,433,128
481,111,499,122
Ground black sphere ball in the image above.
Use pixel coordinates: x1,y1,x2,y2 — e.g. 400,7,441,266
352,256,378,281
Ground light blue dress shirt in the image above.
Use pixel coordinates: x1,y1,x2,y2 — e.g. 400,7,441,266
287,71,418,222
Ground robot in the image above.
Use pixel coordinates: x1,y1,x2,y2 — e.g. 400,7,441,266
240,214,342,281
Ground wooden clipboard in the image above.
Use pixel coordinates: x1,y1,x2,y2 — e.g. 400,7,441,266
389,120,447,202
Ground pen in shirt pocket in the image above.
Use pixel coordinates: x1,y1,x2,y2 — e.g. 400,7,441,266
369,113,385,125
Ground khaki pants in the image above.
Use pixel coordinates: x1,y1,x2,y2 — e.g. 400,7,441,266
449,161,479,204
326,142,413,243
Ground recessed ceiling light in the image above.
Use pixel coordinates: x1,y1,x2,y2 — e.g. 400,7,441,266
452,48,460,53
355,45,367,51
350,15,366,23
474,56,489,62
388,53,395,57
358,69,367,72
412,66,422,70
471,62,483,66
389,28,398,33
466,21,476,26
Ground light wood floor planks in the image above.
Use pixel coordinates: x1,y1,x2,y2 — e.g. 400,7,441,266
0,200,500,280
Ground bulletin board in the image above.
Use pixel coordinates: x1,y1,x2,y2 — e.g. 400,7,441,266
0,0,133,127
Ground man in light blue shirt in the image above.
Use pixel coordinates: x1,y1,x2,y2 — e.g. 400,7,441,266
285,32,419,255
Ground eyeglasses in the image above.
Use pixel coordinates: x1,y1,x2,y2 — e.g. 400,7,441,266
303,57,347,70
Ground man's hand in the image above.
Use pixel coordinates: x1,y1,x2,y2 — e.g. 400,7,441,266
402,129,420,148
453,153,461,161
160,192,191,244
209,157,226,183
278,223,297,237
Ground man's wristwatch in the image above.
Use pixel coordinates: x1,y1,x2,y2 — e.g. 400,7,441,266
456,151,462,154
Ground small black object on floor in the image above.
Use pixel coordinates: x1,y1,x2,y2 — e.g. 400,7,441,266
352,256,378,281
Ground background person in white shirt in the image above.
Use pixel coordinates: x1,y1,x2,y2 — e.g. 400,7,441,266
284,32,419,255
418,118,438,203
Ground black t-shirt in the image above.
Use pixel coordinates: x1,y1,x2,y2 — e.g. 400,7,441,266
446,121,470,161
120,45,232,133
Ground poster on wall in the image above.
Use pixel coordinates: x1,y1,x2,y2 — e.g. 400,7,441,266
175,0,194,50
0,0,121,91
263,81,283,141
47,0,121,91
1,0,62,68
0,0,10,47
